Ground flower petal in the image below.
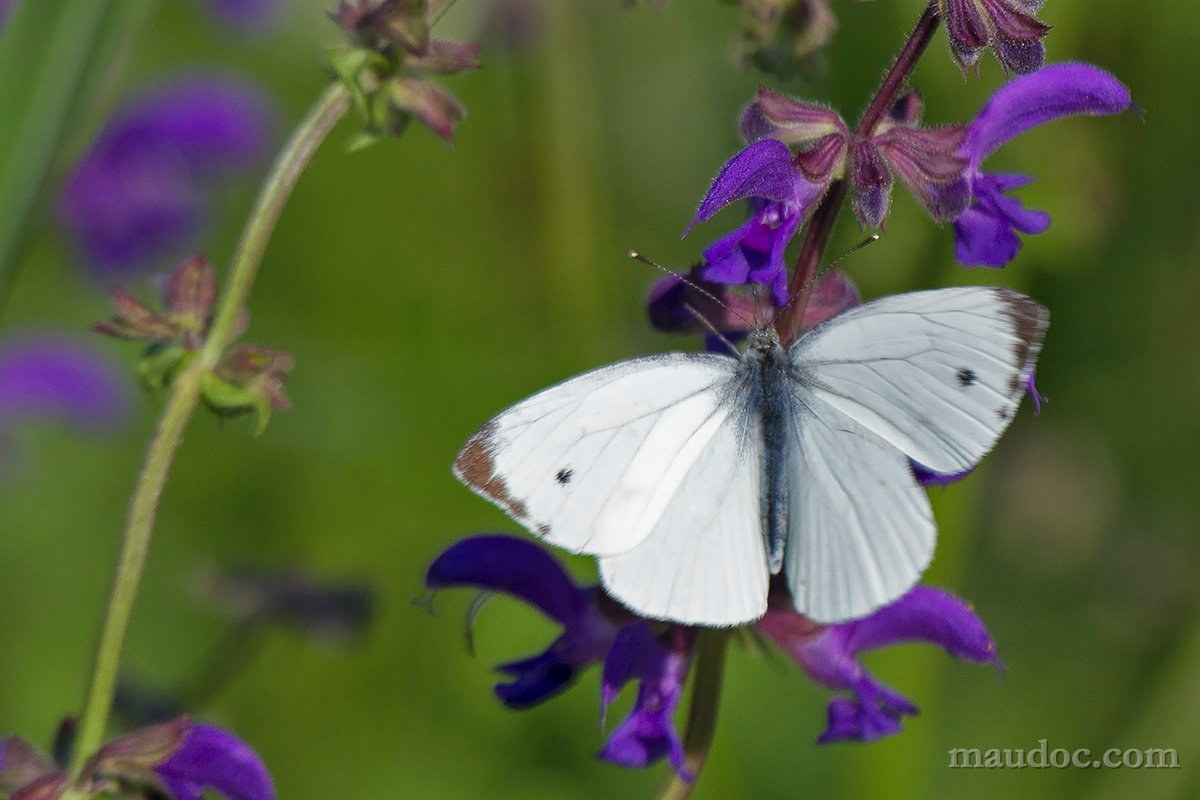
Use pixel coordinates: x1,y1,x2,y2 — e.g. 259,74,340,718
839,586,998,664
910,461,976,487
493,640,579,708
425,535,584,626
598,629,691,780
686,139,799,233
155,724,274,800
964,63,1132,167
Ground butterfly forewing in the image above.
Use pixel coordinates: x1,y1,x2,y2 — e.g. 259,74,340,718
792,286,1049,475
453,354,749,558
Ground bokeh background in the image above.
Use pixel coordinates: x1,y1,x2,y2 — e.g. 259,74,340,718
1,1,1197,798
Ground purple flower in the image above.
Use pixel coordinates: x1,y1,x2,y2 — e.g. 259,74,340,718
156,723,275,800
426,535,690,775
952,63,1133,268
938,0,1050,75
686,138,825,305
58,74,275,280
0,335,127,431
757,586,999,743
426,535,625,707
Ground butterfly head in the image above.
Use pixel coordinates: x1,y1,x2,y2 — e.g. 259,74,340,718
746,325,782,355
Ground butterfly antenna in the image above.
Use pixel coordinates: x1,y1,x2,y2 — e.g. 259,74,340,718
629,250,755,330
776,234,880,318
684,303,739,356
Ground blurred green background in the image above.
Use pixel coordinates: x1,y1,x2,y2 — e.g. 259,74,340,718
1,0,1197,798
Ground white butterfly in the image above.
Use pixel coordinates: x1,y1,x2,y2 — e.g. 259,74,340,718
453,286,1048,627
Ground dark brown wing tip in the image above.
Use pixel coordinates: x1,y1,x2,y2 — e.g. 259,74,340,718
452,420,530,520
992,288,1050,396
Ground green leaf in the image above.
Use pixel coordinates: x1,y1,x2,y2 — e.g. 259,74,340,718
0,0,159,301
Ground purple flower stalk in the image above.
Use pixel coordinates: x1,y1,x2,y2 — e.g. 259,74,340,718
426,535,1000,775
951,63,1133,268
58,74,275,280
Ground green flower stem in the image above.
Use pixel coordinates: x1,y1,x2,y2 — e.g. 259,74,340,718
775,3,941,345
66,82,351,786
655,630,731,800
66,368,202,783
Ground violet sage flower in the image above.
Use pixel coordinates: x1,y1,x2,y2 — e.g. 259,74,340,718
156,723,276,800
426,535,693,776
757,585,1000,743
426,535,1001,776
951,63,1133,268
686,138,825,306
57,74,275,280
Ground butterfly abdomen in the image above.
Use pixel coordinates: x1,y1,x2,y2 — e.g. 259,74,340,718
744,340,794,574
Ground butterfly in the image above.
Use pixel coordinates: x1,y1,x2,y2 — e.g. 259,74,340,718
453,286,1048,627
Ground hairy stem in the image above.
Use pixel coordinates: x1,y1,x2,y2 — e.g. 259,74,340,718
655,631,731,800
776,2,941,345
66,83,350,783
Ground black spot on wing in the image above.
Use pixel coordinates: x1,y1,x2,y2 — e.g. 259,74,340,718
555,467,573,486
956,367,977,387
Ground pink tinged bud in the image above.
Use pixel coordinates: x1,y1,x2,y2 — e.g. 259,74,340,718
391,77,467,142
0,738,57,792
874,125,970,221
753,87,847,145
90,717,190,781
406,38,482,74
850,139,892,228
9,773,65,800
794,131,848,183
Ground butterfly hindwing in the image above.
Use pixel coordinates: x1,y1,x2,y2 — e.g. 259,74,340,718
784,394,935,623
